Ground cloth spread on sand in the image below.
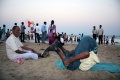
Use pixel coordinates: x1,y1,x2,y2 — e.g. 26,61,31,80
79,51,100,71
55,52,120,73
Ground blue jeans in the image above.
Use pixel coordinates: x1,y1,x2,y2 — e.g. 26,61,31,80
65,36,98,70
42,32,46,43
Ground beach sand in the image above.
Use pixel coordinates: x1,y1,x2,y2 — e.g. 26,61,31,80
0,42,120,80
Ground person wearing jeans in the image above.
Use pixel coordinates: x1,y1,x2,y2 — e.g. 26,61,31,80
41,22,47,44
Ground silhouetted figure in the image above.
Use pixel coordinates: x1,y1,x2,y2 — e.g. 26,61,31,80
98,25,104,45
20,22,26,42
35,23,40,43
92,26,97,41
111,35,115,45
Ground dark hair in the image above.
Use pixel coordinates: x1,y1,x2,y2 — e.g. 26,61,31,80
51,20,54,27
3,24,6,27
12,26,18,31
99,25,102,28
21,22,24,25
14,23,17,26
44,22,46,24
36,23,39,26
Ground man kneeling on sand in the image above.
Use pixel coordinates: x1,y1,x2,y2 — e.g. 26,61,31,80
42,36,100,71
6,26,43,64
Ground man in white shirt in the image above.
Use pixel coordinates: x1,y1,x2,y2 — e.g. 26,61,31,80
35,23,40,43
6,26,42,63
92,26,97,41
98,25,104,45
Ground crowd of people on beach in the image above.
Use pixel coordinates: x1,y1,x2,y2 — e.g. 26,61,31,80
5,24,99,71
0,20,119,72
0,22,116,46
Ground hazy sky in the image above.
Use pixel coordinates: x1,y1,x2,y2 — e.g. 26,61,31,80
0,0,120,35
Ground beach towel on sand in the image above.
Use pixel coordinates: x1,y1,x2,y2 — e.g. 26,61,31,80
55,60,120,73
55,52,120,73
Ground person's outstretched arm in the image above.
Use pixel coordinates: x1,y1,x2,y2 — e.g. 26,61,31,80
63,51,90,66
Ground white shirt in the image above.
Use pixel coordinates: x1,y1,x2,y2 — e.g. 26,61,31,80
60,37,64,43
98,28,104,35
92,29,97,34
5,34,23,60
41,24,47,32
35,26,40,33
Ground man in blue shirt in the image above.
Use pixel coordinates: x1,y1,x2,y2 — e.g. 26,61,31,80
41,22,47,44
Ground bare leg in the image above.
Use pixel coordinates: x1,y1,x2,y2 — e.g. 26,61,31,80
60,46,74,55
57,50,66,60
60,47,67,54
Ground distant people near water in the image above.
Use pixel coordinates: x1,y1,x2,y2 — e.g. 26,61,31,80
69,34,73,43
77,34,81,42
27,31,30,41
31,33,34,40
20,22,26,42
92,26,97,41
111,35,115,45
57,32,60,37
1,24,6,41
64,33,68,43
56,34,64,46
80,33,84,40
48,20,56,45
6,29,10,39
0,27,2,40
74,36,77,42
61,32,64,37
103,35,106,45
106,36,109,45
14,23,17,26
41,21,47,44
98,25,104,45
10,29,12,35
35,23,40,44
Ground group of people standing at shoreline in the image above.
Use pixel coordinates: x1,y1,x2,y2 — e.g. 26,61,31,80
92,25,115,45
0,22,116,46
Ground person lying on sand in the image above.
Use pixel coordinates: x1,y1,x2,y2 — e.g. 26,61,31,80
5,26,42,64
42,36,99,70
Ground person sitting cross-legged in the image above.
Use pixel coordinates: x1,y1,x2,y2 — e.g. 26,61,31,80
6,26,43,64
